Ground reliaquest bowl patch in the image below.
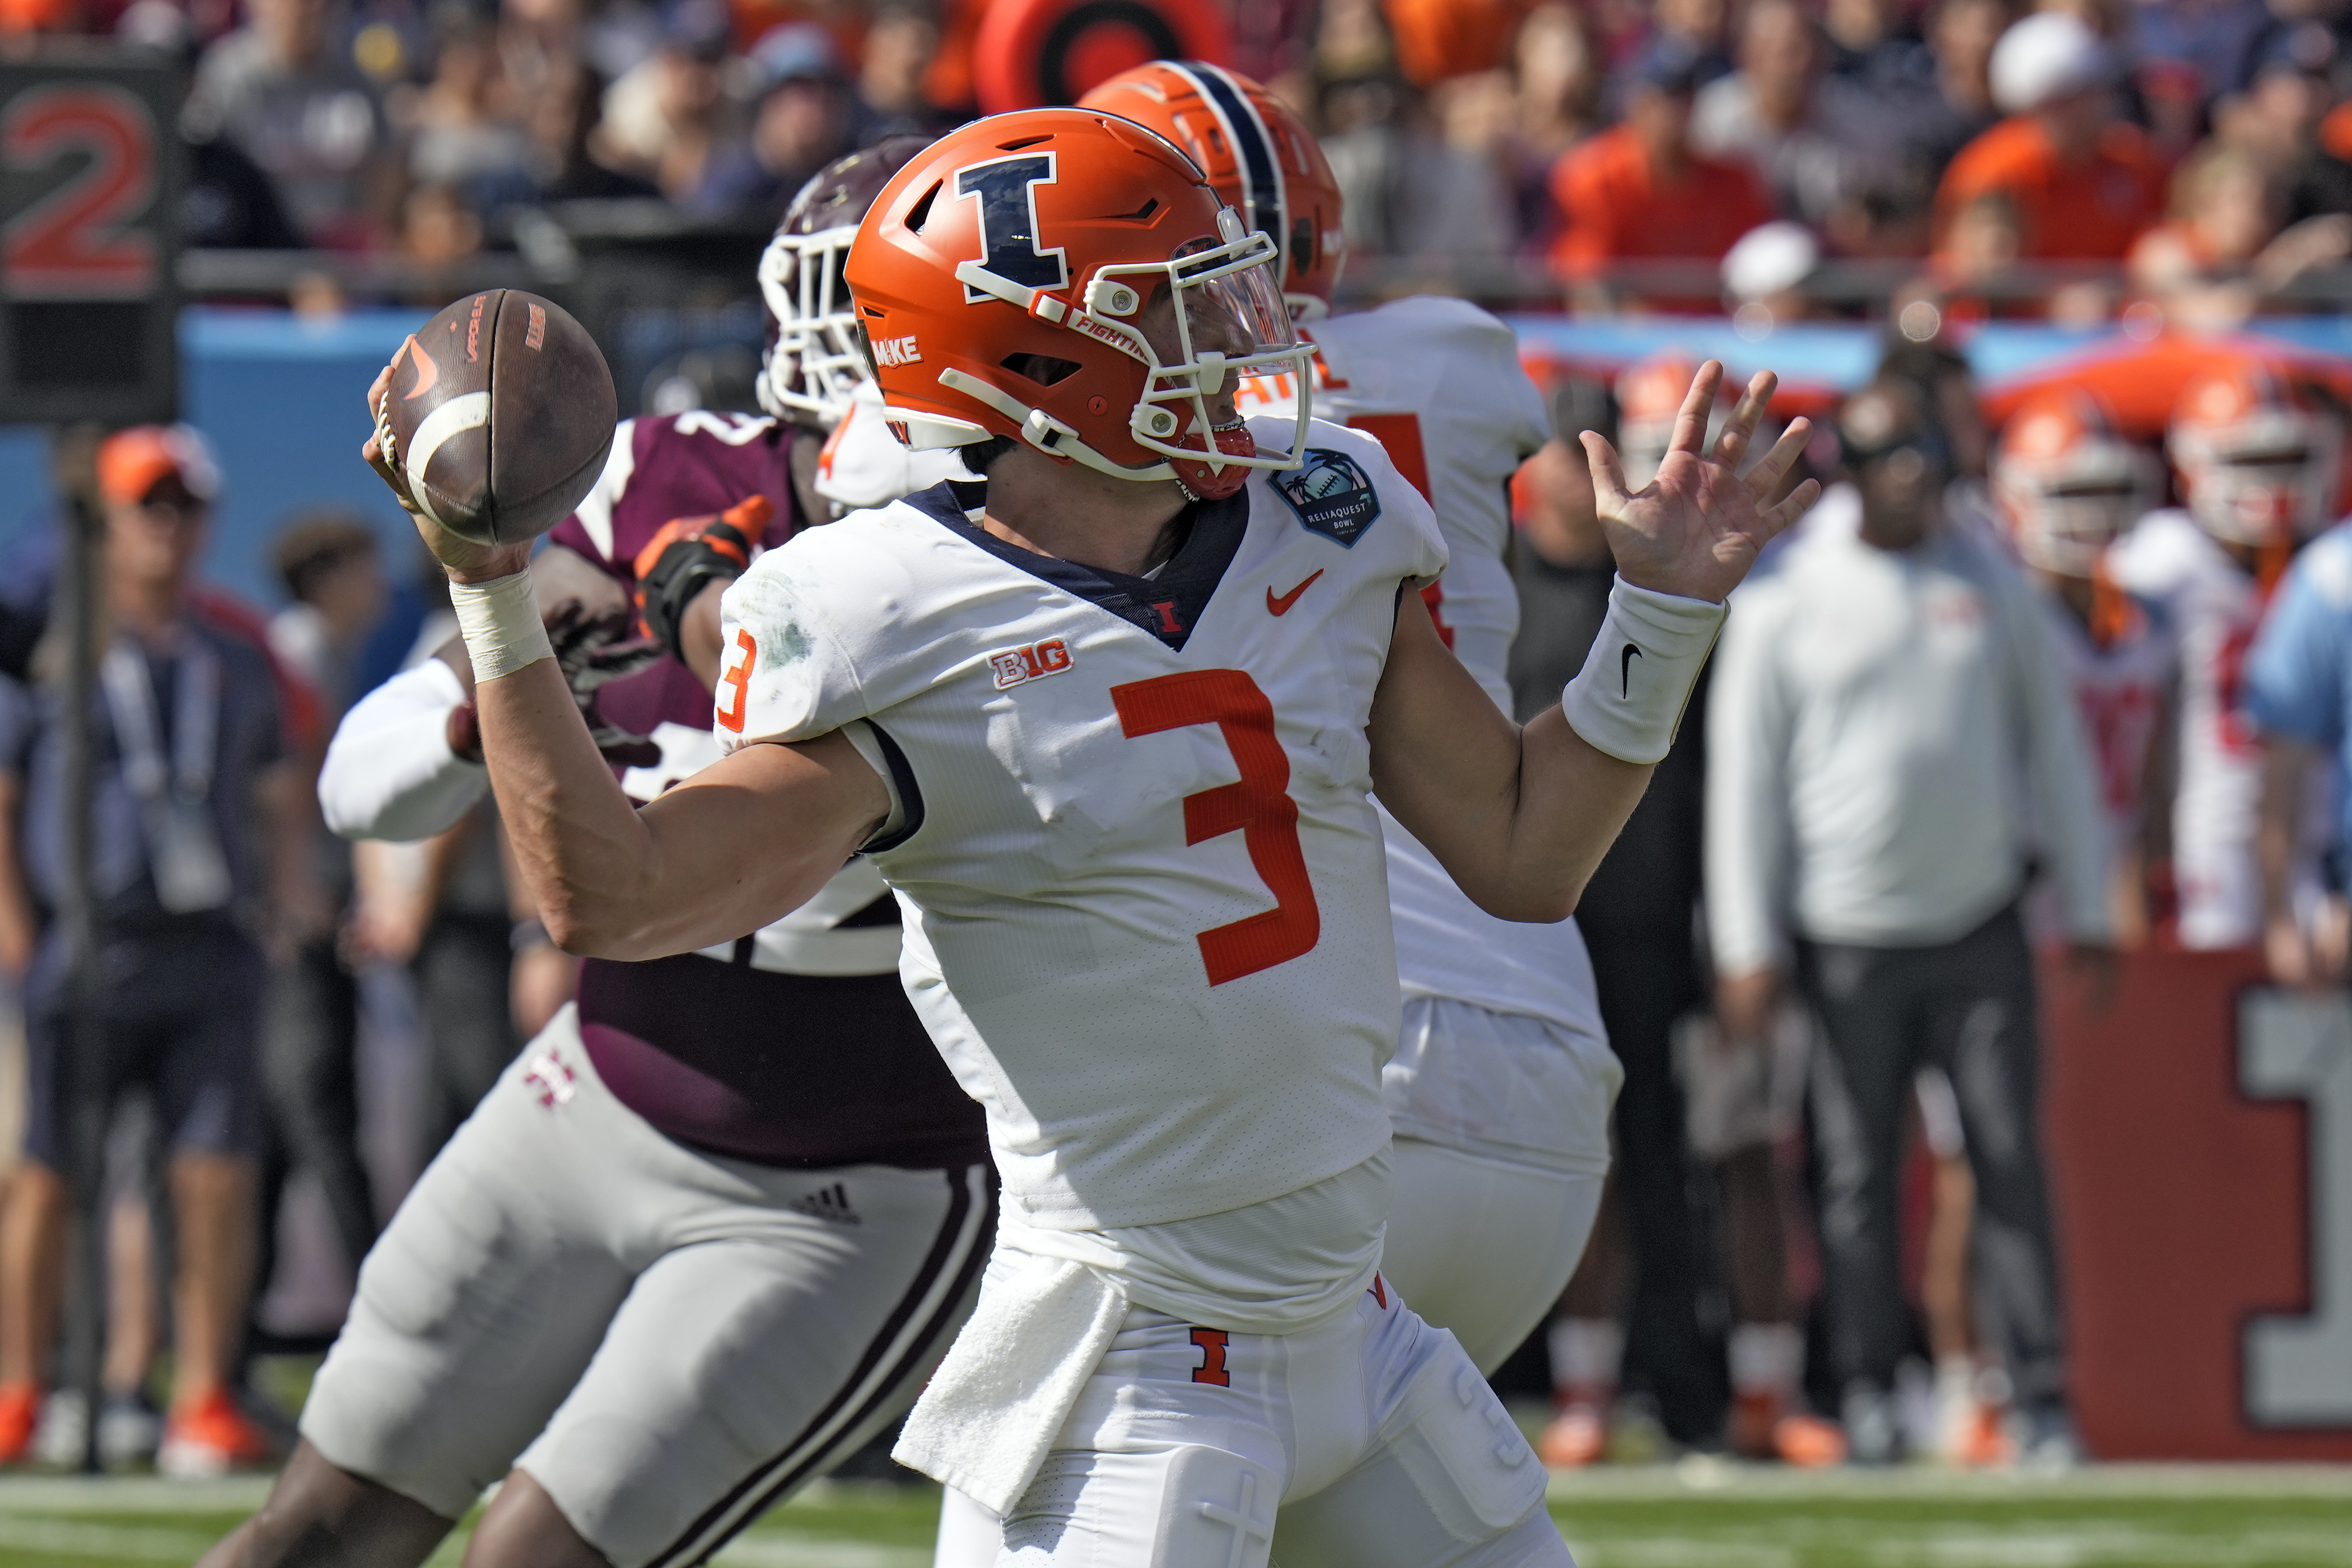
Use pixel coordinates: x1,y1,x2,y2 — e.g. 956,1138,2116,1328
1271,449,1382,547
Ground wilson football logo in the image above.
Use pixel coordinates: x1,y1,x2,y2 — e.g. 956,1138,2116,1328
990,637,1074,689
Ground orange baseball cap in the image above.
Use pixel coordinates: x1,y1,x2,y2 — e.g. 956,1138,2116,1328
97,424,222,506
0,0,80,35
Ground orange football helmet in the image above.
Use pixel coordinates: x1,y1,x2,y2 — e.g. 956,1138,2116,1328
2168,362,2340,548
1077,61,1347,319
1615,351,1734,489
1994,389,2152,576
845,108,1312,498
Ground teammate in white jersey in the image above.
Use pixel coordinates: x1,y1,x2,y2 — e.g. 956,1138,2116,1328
370,107,1817,1567
1992,388,2174,944
1079,58,1617,1379
2109,361,2340,948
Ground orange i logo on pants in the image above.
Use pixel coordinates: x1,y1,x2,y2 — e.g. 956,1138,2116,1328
1190,1327,1230,1386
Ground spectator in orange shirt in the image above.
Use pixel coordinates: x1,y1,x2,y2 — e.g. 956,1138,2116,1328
1548,38,1774,306
1932,11,2166,261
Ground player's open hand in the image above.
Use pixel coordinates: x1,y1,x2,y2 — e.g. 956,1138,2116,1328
1580,362,1819,605
362,362,533,585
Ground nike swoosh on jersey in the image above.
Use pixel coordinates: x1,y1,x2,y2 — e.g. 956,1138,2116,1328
1621,642,1642,697
1266,570,1323,616
399,335,438,400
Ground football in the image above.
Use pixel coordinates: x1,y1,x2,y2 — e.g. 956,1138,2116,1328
376,289,617,547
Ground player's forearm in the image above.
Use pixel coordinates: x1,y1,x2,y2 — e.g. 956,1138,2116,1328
1475,710,1653,920
475,657,884,959
1371,595,1652,921
682,578,729,691
471,656,685,955
319,658,489,841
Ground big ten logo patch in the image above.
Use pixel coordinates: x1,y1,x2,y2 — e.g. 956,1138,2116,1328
990,637,1074,690
871,334,922,367
1272,449,1381,547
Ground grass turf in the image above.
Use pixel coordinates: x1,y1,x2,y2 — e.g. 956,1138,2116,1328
1,1466,2349,1568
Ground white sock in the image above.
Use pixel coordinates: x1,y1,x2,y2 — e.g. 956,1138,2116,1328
1729,1322,1803,1398
1547,1318,1623,1399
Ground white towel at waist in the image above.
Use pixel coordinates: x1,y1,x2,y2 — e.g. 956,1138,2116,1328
893,1245,1127,1515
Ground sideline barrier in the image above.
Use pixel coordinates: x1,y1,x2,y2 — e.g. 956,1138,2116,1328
2045,949,2352,1458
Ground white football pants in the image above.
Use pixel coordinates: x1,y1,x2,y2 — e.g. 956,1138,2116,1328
1380,1136,1607,1375
934,1285,1570,1567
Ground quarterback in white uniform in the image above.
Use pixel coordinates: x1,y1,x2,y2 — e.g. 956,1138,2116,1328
375,107,1816,1567
2110,362,2340,948
1084,59,1619,1375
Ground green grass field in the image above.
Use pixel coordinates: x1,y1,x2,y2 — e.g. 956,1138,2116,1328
2,1464,2349,1568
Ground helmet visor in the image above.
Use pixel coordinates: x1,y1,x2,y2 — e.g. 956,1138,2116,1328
1172,237,1297,363
1108,225,1311,475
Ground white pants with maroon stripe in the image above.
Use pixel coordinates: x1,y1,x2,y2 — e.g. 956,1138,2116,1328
301,1005,991,1568
939,1280,1571,1568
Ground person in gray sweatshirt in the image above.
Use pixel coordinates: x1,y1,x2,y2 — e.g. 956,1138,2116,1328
1705,376,2114,1466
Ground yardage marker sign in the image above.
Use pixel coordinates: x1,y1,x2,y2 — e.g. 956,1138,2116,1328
0,46,179,426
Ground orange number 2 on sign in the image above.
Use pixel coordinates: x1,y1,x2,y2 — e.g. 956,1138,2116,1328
1112,669,1320,986
1346,412,1452,650
1,85,157,298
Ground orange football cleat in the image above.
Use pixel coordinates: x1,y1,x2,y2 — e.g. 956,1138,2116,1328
1538,1401,1609,1468
157,1390,273,1478
0,1384,39,1465
1772,1412,1849,1468
1953,1403,2016,1468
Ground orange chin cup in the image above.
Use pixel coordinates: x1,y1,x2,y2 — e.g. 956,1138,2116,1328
1170,422,1259,500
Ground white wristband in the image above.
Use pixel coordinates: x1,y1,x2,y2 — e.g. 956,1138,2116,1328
1560,576,1726,764
450,571,553,683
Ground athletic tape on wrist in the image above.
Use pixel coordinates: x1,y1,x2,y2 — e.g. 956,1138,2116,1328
1560,577,1726,765
450,572,553,683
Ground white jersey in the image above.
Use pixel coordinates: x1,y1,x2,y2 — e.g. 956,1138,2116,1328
2109,508,2266,946
1239,295,1547,704
2038,581,2177,865
718,417,1447,1234
1242,296,1606,1104
814,378,972,519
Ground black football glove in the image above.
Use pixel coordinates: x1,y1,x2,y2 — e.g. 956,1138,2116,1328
545,599,668,769
633,495,771,664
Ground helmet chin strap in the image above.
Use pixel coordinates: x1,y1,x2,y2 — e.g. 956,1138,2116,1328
937,366,1179,483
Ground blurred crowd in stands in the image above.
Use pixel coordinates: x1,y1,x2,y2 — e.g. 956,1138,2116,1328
11,0,2352,316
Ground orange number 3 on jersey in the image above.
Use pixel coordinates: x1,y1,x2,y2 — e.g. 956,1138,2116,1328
1112,669,1321,986
715,629,756,733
